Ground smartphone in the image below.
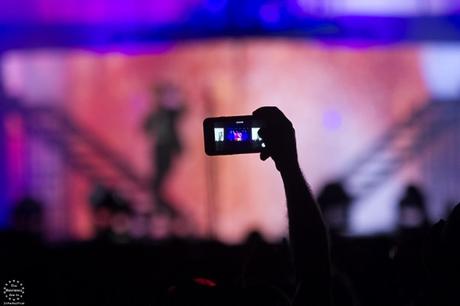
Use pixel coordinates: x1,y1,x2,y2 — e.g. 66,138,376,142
203,115,265,155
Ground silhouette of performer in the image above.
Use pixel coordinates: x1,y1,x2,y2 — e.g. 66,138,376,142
144,83,185,216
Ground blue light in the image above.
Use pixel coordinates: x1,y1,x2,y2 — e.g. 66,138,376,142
203,0,228,13
260,3,281,25
323,110,342,131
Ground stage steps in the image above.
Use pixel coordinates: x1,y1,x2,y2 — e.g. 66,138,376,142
341,100,460,199
8,101,150,211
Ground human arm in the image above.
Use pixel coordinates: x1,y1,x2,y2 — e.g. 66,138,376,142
253,107,332,306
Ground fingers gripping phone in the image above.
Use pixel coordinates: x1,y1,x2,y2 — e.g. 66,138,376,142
203,115,265,155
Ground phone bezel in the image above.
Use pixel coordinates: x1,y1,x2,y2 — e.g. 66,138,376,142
203,115,264,156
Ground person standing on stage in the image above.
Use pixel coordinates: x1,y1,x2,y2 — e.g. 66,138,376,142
144,83,186,216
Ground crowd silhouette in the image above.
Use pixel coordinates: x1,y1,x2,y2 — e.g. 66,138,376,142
1,106,460,306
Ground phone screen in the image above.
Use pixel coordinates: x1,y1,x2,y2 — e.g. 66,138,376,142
203,115,265,155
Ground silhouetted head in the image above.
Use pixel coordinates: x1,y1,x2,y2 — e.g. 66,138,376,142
442,203,460,255
423,203,460,306
244,230,266,246
89,186,132,239
317,182,352,235
154,82,183,110
398,184,429,230
12,197,44,236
